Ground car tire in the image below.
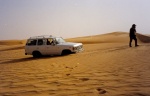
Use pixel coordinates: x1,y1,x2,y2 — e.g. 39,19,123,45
32,51,42,58
61,50,71,56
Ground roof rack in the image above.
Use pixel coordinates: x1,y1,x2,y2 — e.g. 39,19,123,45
29,35,54,39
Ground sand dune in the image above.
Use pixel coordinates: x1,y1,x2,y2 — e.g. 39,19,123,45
66,32,129,44
0,40,25,52
0,40,26,45
0,32,149,46
66,32,150,44
0,45,24,51
137,33,150,43
0,32,150,96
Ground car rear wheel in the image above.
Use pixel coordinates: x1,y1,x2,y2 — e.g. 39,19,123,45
32,51,42,58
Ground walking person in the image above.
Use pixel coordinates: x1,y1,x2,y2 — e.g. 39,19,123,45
129,24,139,47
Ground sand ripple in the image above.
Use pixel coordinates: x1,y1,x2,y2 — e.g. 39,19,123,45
0,42,150,96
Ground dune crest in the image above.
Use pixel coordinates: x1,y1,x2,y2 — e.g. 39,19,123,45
66,32,129,44
66,32,150,44
0,32,149,46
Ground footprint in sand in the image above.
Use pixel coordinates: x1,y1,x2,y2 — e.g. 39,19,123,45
96,88,107,94
65,66,73,69
66,74,70,76
79,78,90,81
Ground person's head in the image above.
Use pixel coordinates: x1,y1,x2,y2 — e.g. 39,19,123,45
132,24,136,28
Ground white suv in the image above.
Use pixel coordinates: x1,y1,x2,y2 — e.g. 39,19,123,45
25,35,83,57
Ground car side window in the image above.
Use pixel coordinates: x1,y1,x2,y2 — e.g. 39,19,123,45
26,39,37,46
37,39,44,45
47,38,54,45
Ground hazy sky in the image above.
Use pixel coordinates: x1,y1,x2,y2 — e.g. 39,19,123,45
0,0,150,40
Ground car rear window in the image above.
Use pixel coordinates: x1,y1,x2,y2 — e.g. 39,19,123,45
26,39,37,46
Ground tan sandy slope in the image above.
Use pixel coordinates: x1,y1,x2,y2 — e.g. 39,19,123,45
0,32,150,96
66,32,150,44
0,40,26,45
0,32,149,45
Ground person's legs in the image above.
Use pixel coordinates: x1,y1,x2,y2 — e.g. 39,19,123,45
135,38,137,46
133,36,138,47
134,37,139,47
129,37,132,47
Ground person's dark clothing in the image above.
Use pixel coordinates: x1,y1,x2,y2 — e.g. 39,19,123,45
130,27,136,37
129,25,138,47
129,36,137,47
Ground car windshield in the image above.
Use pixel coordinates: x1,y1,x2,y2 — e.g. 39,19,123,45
56,37,66,44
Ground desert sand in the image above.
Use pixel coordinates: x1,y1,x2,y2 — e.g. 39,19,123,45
0,32,150,96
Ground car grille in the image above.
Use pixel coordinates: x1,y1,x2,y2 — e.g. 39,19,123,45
77,45,82,50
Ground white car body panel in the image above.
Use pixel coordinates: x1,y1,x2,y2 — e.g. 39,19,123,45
25,35,83,57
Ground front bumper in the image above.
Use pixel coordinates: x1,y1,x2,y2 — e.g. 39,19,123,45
73,48,84,53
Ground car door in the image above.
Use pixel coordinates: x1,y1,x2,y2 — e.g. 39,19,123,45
36,39,47,55
46,38,59,55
